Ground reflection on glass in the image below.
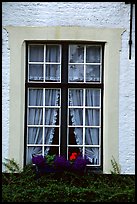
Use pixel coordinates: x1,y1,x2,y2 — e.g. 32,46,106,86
86,65,100,82
69,45,84,63
86,46,100,63
69,65,84,82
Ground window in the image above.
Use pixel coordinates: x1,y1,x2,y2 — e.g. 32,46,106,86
25,42,104,170
6,26,122,173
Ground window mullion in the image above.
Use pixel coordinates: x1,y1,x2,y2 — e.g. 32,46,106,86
42,88,45,156
83,89,86,158
60,43,68,158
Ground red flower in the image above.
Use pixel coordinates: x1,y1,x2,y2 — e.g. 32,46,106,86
69,152,79,161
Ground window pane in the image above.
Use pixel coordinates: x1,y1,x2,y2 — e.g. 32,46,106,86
85,128,99,145
86,65,100,82
46,45,60,62
69,89,83,106
29,64,44,81
85,147,99,165
69,65,84,82
85,89,100,106
85,109,100,126
45,146,59,156
45,108,59,125
44,128,59,144
86,46,100,63
45,64,60,81
69,45,84,63
27,146,43,164
28,108,43,125
69,108,83,125
29,89,43,106
28,127,43,144
68,127,83,145
45,89,60,106
68,147,82,160
29,45,44,62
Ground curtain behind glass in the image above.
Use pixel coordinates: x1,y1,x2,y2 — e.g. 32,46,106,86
69,89,83,147
27,89,60,164
69,89,100,164
85,89,100,163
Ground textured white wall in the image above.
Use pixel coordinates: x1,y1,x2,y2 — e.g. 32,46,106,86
2,2,135,174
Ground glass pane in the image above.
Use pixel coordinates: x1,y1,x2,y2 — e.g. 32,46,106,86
69,108,83,125
27,146,42,164
85,147,99,165
28,127,43,144
29,64,44,81
86,46,100,63
45,146,59,156
29,45,44,62
86,65,100,82
85,109,100,126
29,89,43,106
46,45,60,62
69,89,83,106
68,127,83,145
69,45,84,63
68,147,82,160
45,89,60,106
85,89,100,106
45,109,59,125
85,128,99,145
44,127,59,145
45,64,60,81
69,65,84,82
28,108,43,125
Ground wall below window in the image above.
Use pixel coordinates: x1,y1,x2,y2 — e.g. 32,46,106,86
2,2,135,174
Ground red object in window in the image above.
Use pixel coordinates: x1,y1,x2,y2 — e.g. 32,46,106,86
69,152,79,161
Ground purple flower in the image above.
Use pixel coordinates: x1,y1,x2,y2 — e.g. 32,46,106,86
54,155,71,170
72,155,89,172
32,155,46,167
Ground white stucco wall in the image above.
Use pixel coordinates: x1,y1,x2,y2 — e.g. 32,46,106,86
2,2,135,174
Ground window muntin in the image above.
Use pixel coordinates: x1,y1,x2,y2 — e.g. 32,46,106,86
26,42,103,168
28,44,61,82
68,88,101,166
68,45,102,83
26,88,61,163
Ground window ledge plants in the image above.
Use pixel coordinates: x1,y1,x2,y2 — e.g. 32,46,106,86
32,153,89,177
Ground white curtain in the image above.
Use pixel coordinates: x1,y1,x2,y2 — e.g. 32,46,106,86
27,89,59,164
27,45,60,164
69,89,100,164
29,44,60,82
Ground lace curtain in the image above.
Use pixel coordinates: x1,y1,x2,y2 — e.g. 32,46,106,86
27,44,100,164
69,89,100,164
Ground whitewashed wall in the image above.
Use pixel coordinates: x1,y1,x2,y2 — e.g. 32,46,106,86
2,2,135,174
